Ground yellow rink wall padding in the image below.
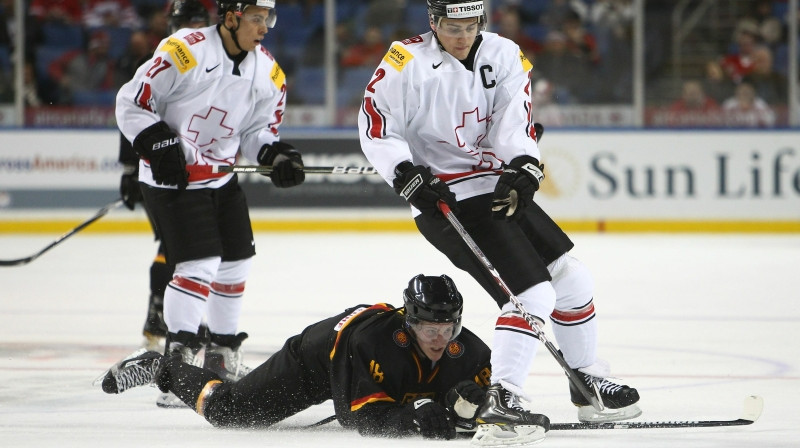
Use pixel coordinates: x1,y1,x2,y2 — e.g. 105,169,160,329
1,219,798,234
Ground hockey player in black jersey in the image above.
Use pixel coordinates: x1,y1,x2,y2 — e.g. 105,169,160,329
99,274,541,439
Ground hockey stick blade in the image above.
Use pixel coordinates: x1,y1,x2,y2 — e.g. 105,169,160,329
186,165,379,175
437,201,603,413
550,395,764,430
0,199,124,267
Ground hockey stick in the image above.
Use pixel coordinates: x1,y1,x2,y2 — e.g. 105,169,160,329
0,199,125,267
551,395,763,429
437,201,603,412
452,395,763,432
186,165,379,175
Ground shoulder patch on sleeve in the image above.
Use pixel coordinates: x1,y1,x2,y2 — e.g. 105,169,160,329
160,37,197,74
383,44,414,72
270,62,285,90
520,50,533,72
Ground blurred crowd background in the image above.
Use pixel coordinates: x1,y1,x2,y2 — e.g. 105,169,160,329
0,0,798,128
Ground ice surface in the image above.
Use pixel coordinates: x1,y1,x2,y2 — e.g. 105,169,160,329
1,230,798,447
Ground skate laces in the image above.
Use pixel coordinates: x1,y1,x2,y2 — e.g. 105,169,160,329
114,357,161,392
584,374,624,396
502,388,527,412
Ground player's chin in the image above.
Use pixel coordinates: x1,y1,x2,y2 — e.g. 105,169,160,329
426,347,445,361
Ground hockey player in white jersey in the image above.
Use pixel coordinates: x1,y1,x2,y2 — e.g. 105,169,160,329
359,0,641,444
116,0,305,407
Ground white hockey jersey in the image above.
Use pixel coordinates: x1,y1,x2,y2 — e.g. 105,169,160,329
358,31,539,208
116,25,287,189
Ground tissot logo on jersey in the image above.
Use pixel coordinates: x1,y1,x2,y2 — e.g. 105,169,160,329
446,2,484,18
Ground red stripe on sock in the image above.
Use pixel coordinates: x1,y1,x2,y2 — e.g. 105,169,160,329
210,281,245,294
172,276,210,297
551,302,595,323
496,314,534,330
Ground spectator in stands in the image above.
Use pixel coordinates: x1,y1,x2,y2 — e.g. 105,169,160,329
719,20,761,84
48,29,119,105
722,81,776,128
531,79,564,127
669,79,720,113
562,10,600,66
30,0,84,25
340,26,386,68
83,0,142,29
742,45,788,106
142,8,171,49
533,30,593,104
665,79,721,127
702,59,736,104
116,30,152,82
494,6,541,61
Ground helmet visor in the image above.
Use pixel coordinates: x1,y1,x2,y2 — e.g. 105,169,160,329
409,320,461,342
435,18,482,38
237,7,276,28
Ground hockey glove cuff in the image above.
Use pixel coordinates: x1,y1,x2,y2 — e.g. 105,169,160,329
132,121,188,190
257,141,305,188
492,155,544,221
404,399,456,440
392,162,458,218
120,164,142,210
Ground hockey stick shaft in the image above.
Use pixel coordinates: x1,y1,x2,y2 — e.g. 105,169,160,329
437,201,603,412
186,165,379,175
0,199,125,267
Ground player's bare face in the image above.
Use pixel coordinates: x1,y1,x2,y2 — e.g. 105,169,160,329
233,6,272,51
433,17,480,61
411,322,455,362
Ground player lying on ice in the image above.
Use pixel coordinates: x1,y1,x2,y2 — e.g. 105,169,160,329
98,274,634,445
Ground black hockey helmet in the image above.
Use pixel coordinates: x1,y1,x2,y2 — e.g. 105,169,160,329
426,0,487,30
216,0,276,28
169,0,210,34
403,274,463,340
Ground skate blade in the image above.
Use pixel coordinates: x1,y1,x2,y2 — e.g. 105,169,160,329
156,392,189,409
577,403,642,423
471,424,546,447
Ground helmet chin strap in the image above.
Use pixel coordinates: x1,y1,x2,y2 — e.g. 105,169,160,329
223,14,246,53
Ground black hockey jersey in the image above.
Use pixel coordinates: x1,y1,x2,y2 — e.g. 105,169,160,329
328,304,491,436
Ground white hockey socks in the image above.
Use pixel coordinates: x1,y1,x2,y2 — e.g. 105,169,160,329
206,259,251,336
490,282,556,389
548,253,598,369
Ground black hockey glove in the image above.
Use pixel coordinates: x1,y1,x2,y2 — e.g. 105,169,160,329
393,161,458,218
120,164,142,210
257,141,305,188
132,121,188,190
492,155,544,221
407,399,456,440
445,380,486,425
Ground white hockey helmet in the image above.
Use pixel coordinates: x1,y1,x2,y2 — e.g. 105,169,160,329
426,0,487,30
216,0,276,28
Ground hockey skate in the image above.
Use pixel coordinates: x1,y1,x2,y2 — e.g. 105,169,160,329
96,348,163,394
471,383,550,446
203,332,252,382
570,364,642,423
141,294,167,351
157,332,204,408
